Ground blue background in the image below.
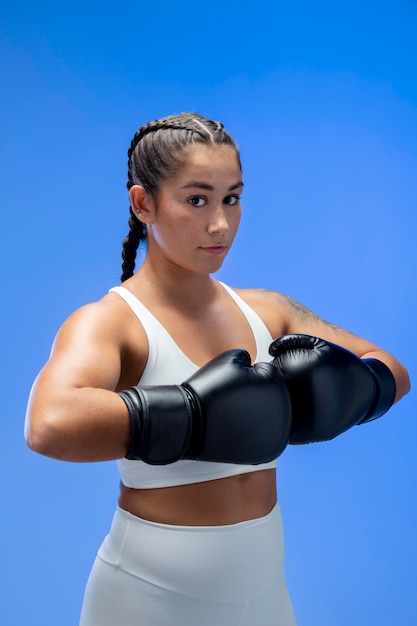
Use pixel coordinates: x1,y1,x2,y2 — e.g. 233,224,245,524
1,1,416,624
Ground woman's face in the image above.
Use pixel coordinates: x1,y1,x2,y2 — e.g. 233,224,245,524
143,144,243,276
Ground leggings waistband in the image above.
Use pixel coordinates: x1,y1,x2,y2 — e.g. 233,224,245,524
98,502,285,602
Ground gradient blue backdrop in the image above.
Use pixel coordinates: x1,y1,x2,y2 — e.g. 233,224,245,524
1,1,416,624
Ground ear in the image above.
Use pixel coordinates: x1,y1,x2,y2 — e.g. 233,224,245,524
129,185,155,224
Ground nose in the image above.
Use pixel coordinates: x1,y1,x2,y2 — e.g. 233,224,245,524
207,206,229,235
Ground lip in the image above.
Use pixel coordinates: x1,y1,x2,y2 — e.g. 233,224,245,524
200,246,227,255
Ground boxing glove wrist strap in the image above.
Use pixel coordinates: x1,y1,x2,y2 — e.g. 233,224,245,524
119,385,194,463
360,358,396,424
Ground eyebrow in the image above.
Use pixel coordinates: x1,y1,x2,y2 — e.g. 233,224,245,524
179,181,244,191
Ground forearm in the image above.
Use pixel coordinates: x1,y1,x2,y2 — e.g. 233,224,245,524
25,348,293,467
268,288,411,404
25,386,131,462
359,349,410,403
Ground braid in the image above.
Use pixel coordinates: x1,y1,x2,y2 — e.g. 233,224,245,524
121,210,146,282
131,117,207,144
120,112,240,281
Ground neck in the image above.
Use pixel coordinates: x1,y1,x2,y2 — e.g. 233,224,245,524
131,257,219,309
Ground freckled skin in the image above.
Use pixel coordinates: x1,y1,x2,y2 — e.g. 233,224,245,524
132,144,243,278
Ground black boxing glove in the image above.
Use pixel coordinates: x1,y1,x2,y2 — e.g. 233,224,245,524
119,349,292,464
269,334,396,444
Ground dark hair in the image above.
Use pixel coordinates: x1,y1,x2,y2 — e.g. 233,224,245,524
120,112,241,282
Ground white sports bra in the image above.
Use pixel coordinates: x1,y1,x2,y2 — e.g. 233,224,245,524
110,281,277,489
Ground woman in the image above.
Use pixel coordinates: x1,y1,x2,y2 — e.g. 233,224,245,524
25,113,410,625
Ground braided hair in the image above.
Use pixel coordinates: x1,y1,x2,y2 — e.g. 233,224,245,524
121,112,241,282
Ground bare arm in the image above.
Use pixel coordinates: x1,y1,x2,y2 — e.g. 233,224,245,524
241,288,410,403
24,298,141,462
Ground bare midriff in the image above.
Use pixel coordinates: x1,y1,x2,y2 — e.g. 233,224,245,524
118,468,277,526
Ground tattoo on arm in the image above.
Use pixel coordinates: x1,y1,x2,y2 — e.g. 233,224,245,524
262,288,342,333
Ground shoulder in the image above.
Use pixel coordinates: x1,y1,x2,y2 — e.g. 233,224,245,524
57,292,134,339
45,289,149,391
226,285,343,340
52,289,148,362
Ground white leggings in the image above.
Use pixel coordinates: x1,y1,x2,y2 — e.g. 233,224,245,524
79,503,297,626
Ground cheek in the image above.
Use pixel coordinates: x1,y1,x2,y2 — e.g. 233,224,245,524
151,213,200,248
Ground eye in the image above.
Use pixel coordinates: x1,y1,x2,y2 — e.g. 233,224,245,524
224,195,240,206
188,196,207,207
